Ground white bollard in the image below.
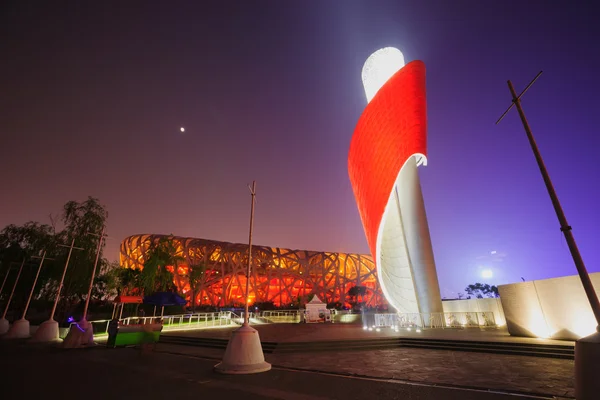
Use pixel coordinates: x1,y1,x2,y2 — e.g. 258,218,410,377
31,320,60,342
214,324,271,374
0,318,9,335
3,318,30,339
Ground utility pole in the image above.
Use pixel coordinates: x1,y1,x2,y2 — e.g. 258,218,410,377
33,238,84,342
81,226,107,322
497,71,600,400
23,251,55,319
214,180,271,374
0,259,26,334
51,238,84,321
496,71,600,328
244,181,256,326
0,262,14,297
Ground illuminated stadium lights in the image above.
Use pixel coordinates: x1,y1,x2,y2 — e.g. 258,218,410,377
348,48,443,315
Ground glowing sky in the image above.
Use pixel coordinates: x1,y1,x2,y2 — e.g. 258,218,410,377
1,1,598,298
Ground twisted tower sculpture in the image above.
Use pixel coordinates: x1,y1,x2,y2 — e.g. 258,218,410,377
348,48,443,315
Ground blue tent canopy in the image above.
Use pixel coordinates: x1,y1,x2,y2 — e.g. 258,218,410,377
143,292,186,307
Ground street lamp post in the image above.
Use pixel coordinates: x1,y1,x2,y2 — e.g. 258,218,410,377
497,72,600,400
82,226,106,322
214,180,271,374
33,237,84,342
0,263,12,296
5,251,53,339
63,226,107,348
0,259,26,335
243,181,257,326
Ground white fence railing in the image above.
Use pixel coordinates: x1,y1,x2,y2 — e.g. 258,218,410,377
372,311,497,329
70,311,242,337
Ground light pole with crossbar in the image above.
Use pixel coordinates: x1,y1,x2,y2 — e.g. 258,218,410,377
496,71,600,400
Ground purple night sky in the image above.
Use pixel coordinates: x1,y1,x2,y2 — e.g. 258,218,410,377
1,1,598,298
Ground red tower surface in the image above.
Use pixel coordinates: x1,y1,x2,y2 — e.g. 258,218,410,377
348,57,442,315
348,60,427,257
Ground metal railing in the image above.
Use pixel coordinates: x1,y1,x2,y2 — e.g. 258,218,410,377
69,311,242,337
260,310,302,323
372,311,497,329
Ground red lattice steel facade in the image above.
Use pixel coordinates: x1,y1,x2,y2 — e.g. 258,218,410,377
348,60,427,257
120,234,386,308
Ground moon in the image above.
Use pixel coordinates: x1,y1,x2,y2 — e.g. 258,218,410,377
180,127,185,133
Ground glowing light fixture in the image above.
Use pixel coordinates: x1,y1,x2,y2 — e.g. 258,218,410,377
361,47,405,103
481,269,493,279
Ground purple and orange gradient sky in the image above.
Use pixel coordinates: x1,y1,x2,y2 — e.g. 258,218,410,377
1,1,598,298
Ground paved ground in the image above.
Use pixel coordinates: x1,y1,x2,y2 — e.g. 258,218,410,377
0,341,571,400
159,324,575,398
164,324,575,346
164,323,575,346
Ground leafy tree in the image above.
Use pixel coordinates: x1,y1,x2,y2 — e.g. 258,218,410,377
187,263,206,311
110,266,142,296
0,222,58,305
464,283,499,298
347,285,368,304
59,197,108,302
139,237,183,294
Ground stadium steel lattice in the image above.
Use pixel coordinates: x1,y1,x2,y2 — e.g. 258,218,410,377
120,234,386,308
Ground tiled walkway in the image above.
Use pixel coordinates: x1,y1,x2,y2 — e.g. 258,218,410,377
164,322,575,346
159,324,575,398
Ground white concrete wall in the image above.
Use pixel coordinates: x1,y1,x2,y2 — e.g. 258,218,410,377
499,272,600,340
442,298,506,326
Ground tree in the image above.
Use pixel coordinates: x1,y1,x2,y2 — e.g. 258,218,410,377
347,285,368,303
59,197,109,302
139,237,183,294
187,263,206,311
110,266,142,296
0,222,58,304
347,285,369,311
464,283,499,299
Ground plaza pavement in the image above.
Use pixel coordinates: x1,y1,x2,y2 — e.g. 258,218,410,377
159,323,575,398
163,322,575,346
0,340,571,400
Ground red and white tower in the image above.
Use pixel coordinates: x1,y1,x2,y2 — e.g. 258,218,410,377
348,48,443,316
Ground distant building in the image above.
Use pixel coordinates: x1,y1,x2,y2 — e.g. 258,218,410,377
120,234,386,308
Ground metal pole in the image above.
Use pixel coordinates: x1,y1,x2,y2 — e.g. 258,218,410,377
82,225,105,321
0,264,12,296
2,259,25,319
507,80,600,329
244,181,256,326
22,251,46,319
50,238,83,321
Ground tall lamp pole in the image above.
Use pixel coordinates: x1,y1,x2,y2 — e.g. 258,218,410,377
214,180,271,374
497,72,600,400
81,225,106,322
496,72,600,327
0,263,14,298
51,238,84,321
22,250,53,320
5,251,54,339
0,259,26,334
244,181,256,326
